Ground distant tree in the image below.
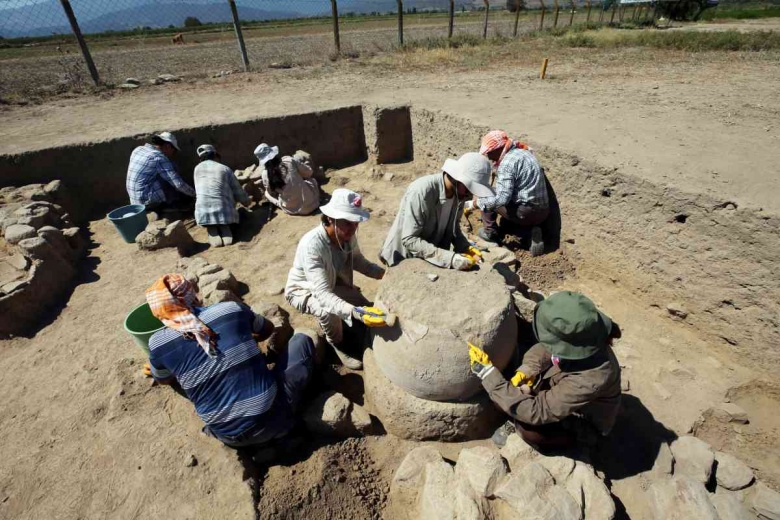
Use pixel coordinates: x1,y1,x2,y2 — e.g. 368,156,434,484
184,16,203,27
168,24,175,29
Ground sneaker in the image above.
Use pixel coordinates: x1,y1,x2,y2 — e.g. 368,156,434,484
207,226,223,247
478,227,499,244
529,226,544,257
491,419,517,448
219,225,233,246
331,343,363,370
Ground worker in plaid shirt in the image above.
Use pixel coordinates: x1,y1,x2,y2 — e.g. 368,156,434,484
126,131,195,212
467,130,550,257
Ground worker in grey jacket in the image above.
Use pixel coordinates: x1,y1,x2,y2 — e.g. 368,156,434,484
379,153,494,270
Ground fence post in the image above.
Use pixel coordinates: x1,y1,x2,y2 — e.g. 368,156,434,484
482,0,490,39
568,0,575,25
448,0,455,38
586,0,592,22
329,0,341,54
397,0,404,46
652,0,659,23
227,0,250,72
553,0,560,28
539,0,547,30
513,0,522,36
58,0,99,86
599,0,605,22
610,0,618,22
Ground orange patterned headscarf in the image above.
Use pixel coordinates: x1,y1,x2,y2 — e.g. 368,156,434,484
479,130,531,166
145,274,218,357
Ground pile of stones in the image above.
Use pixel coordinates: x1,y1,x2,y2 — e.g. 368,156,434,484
176,256,240,306
137,219,195,255
365,253,524,441
0,181,86,336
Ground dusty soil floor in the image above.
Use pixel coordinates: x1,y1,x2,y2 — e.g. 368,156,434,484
1,23,779,520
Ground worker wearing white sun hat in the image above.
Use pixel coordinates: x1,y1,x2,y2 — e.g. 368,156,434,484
285,189,386,370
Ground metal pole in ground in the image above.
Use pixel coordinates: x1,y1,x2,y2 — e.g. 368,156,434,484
587,0,593,22
513,0,522,37
330,0,341,54
599,0,605,22
553,0,560,28
569,0,575,25
610,1,617,23
652,0,660,23
58,0,99,86
448,0,455,38
482,0,490,39
397,0,404,46
227,0,250,72
539,0,547,30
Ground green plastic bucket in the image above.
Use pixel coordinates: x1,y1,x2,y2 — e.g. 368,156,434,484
124,302,164,356
108,204,148,244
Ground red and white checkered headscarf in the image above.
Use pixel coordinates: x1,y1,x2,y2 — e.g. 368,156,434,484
145,274,218,357
479,130,531,166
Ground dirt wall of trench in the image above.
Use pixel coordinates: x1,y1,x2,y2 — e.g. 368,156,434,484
0,106,366,217
411,108,780,369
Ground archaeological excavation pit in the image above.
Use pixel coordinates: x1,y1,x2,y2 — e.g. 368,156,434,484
1,103,779,519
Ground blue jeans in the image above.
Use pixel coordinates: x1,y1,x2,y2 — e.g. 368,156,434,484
205,333,314,448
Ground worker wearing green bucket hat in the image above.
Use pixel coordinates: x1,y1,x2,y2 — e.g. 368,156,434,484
468,291,622,452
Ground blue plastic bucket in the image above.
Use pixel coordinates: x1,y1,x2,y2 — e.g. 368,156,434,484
108,204,148,243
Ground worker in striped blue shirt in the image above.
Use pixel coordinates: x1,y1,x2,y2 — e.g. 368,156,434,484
145,274,315,447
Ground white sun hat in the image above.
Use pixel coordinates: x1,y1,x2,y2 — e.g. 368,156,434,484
155,131,180,151
196,144,216,158
254,143,279,166
442,152,494,198
320,189,370,223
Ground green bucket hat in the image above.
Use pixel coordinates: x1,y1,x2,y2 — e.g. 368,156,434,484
532,291,613,360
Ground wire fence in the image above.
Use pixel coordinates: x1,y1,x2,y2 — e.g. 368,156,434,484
0,0,774,99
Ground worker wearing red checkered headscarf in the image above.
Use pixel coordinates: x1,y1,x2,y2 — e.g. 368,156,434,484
479,130,531,167
470,130,550,256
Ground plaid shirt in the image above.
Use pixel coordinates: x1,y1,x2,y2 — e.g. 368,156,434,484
477,147,549,211
126,144,195,206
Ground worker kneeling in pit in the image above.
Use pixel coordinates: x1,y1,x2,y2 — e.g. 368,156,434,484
145,274,316,448
285,189,387,371
379,153,494,271
469,291,622,452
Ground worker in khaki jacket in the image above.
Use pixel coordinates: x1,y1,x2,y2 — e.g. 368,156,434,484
469,291,622,451
379,153,494,270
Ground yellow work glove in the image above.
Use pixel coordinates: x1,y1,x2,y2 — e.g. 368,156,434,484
510,370,534,388
452,254,476,271
468,341,495,380
467,246,484,262
352,306,388,328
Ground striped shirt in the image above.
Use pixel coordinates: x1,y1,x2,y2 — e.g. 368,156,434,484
148,302,276,438
126,144,196,206
477,147,549,211
194,159,250,226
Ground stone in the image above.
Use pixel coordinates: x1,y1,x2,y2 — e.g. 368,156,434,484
417,460,485,520
373,105,413,164
203,290,240,306
751,482,780,520
650,442,674,478
455,446,508,498
649,477,719,520
492,262,522,290
124,77,140,85
363,349,502,441
185,454,198,467
43,180,62,195
136,220,194,254
500,433,537,472
711,488,753,520
195,263,223,277
485,246,515,264
198,269,238,293
538,456,576,483
393,446,443,490
513,293,537,322
303,391,372,437
667,302,688,319
565,462,616,520
715,403,750,424
251,301,293,350
37,226,76,262
426,274,438,282
2,280,29,294
670,436,715,484
716,451,754,491
494,462,582,520
371,259,517,401
4,224,37,244
158,74,180,82
118,83,139,89
5,254,29,271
